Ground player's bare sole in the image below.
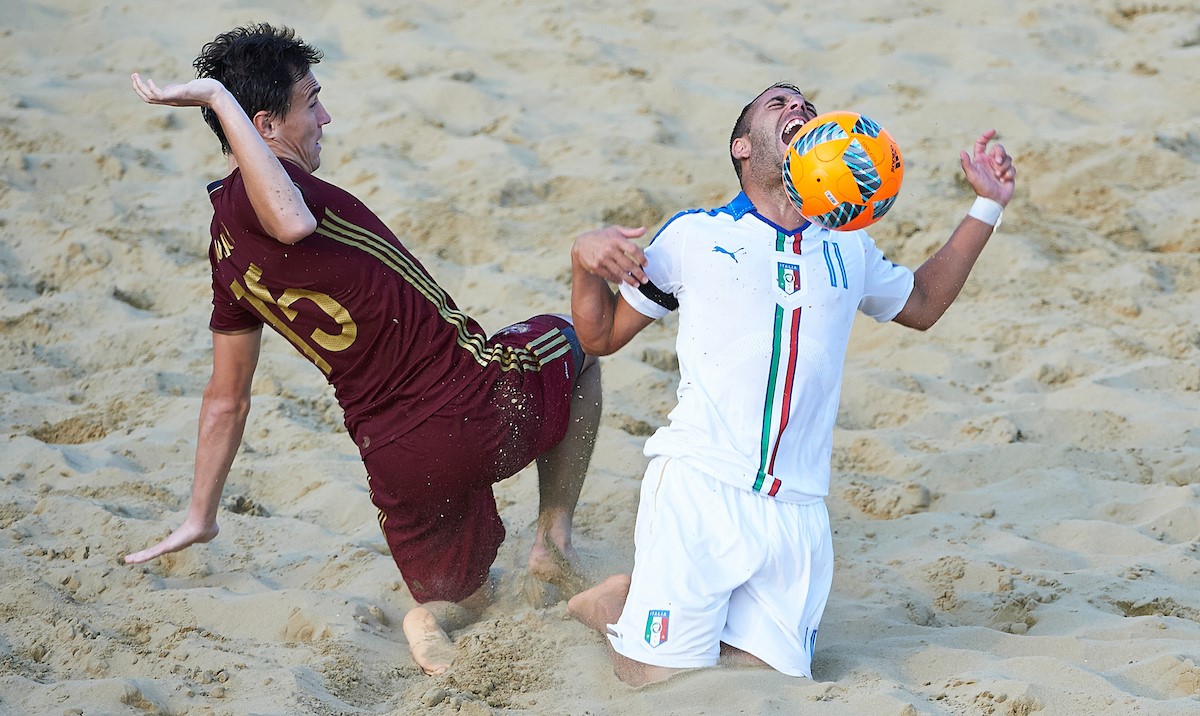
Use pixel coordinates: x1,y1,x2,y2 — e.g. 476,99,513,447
566,574,630,632
402,607,456,676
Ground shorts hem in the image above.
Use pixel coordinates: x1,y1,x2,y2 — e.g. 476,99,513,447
608,633,718,670
720,637,810,678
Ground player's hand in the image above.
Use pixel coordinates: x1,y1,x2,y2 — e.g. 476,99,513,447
572,225,648,286
131,73,226,108
960,130,1016,207
124,518,220,564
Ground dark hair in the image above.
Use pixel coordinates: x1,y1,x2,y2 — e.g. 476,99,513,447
728,82,803,182
192,23,323,154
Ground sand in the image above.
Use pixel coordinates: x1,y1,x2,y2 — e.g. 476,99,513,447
2,1,1199,714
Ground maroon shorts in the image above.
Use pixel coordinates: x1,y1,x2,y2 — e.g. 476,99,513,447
362,315,582,603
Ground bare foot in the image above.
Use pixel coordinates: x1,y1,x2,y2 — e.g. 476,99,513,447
528,532,589,599
402,607,457,676
567,574,631,633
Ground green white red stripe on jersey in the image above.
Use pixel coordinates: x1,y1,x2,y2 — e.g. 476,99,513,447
754,230,803,496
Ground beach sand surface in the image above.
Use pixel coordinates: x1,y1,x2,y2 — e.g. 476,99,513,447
2,1,1199,714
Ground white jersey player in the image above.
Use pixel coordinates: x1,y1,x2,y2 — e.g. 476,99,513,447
566,82,1016,686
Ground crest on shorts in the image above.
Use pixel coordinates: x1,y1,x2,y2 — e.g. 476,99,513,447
644,609,669,648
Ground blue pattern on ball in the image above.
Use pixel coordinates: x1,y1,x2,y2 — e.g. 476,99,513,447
853,115,882,138
842,138,882,199
872,194,897,219
814,202,865,229
791,120,846,157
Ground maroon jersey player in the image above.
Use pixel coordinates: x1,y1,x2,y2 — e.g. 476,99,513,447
126,23,600,676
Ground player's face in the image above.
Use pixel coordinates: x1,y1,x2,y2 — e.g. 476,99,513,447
741,86,816,191
750,87,817,168
269,71,331,173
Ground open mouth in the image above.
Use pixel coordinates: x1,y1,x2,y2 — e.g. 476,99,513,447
781,117,806,146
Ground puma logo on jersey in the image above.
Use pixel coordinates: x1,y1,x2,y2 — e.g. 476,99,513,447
712,245,745,262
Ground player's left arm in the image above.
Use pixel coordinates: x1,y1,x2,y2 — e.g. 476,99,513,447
892,131,1016,331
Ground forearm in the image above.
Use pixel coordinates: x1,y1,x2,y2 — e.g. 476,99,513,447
897,215,994,330
571,260,621,356
569,225,655,354
186,390,252,527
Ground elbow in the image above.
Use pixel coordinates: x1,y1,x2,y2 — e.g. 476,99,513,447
891,308,939,332
900,313,941,332
893,291,946,332
578,337,617,357
570,314,621,357
272,215,318,245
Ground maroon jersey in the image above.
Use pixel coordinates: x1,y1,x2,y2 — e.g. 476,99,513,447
206,161,569,456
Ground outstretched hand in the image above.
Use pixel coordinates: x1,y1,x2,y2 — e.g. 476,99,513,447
131,73,226,108
572,225,649,286
124,518,220,564
960,130,1016,206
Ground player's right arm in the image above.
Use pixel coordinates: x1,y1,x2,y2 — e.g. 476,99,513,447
571,225,655,356
130,73,316,244
124,327,263,564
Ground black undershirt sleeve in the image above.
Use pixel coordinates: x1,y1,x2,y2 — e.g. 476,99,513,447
638,280,678,312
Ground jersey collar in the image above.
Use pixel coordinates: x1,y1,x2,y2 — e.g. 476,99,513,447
718,192,810,236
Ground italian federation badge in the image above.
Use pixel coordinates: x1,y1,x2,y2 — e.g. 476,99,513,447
777,261,802,296
645,609,669,648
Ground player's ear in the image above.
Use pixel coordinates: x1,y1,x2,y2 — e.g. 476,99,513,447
252,110,275,139
731,136,751,161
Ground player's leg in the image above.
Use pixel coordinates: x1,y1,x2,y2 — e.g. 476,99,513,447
568,574,682,686
403,574,496,675
483,314,598,595
528,345,600,596
719,499,833,678
363,432,508,676
583,459,747,685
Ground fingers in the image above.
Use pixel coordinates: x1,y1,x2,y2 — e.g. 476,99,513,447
123,527,191,563
598,246,647,285
603,225,649,279
131,73,164,104
131,73,151,102
974,129,997,159
966,132,1017,186
987,142,1016,183
614,226,649,284
123,520,217,564
124,541,170,564
575,225,649,285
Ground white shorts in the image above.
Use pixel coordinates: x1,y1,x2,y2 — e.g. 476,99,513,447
607,456,833,677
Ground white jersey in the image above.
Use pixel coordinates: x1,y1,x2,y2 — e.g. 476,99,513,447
619,193,914,503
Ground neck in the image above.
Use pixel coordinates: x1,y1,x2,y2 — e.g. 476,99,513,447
742,183,806,231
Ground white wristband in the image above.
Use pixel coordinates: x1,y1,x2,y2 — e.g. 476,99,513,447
968,196,1004,228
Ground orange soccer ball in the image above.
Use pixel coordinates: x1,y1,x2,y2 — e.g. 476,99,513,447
783,111,903,232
